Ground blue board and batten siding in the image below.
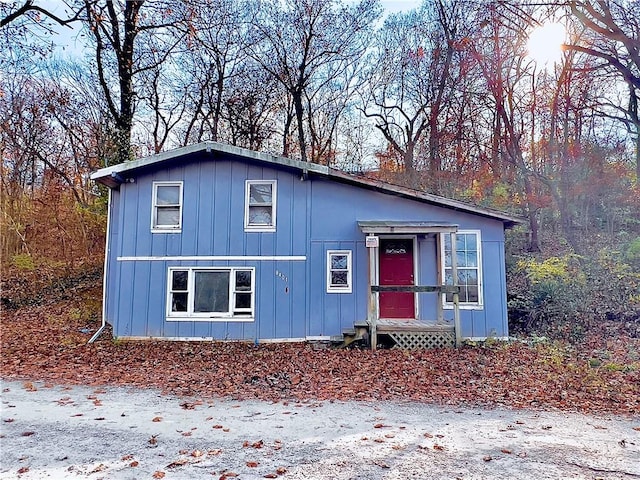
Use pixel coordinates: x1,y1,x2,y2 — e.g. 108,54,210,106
97,144,516,342
308,178,509,338
108,157,310,340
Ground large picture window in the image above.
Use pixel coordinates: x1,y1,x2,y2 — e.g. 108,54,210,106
152,181,183,232
327,250,352,293
442,231,483,307
167,267,255,321
244,180,276,232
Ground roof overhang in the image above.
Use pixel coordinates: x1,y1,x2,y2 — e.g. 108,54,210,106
358,221,458,234
332,170,523,228
91,141,525,228
90,142,330,188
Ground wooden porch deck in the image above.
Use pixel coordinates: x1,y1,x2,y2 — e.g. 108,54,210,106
351,319,456,349
375,319,454,333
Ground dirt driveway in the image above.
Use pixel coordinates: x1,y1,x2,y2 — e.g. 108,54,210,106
1,380,639,479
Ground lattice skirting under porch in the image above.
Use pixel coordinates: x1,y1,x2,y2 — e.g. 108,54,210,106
387,331,456,350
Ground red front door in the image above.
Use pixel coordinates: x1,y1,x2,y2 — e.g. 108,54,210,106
379,238,415,319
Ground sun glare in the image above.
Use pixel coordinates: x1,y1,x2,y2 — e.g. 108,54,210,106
527,22,566,66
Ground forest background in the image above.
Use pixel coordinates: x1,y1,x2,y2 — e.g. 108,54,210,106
1,0,639,342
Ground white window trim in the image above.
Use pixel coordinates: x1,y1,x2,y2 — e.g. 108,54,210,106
441,229,484,310
151,181,183,233
244,180,277,232
326,250,352,293
166,267,255,322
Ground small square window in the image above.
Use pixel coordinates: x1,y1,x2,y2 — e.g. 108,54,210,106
327,250,352,293
172,270,188,290
245,180,276,231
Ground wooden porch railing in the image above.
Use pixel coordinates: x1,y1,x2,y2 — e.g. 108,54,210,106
368,284,461,350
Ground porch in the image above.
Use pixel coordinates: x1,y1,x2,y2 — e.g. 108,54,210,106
377,319,455,349
346,315,457,350
368,284,460,349
358,221,462,350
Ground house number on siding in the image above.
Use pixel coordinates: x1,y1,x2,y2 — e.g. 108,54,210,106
276,270,289,294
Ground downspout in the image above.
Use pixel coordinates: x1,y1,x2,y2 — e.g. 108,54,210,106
89,187,112,344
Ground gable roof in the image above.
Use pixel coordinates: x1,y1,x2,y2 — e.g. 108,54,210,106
91,141,524,227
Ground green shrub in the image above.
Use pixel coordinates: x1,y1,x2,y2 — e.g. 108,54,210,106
585,249,640,320
625,237,640,267
509,249,640,341
509,255,588,339
11,253,35,271
521,255,585,285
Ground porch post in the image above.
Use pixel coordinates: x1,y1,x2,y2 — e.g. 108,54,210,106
451,231,461,347
366,235,378,351
436,233,444,324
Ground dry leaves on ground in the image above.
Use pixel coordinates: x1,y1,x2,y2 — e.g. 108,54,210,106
1,293,639,415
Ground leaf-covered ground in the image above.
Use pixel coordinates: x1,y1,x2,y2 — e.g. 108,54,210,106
1,287,639,415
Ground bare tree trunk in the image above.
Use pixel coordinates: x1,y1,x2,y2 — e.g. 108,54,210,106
212,70,224,142
522,175,541,252
282,102,295,158
292,88,308,163
635,130,640,181
403,141,416,177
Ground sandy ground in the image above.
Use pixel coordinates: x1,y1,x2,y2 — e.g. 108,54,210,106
1,380,639,480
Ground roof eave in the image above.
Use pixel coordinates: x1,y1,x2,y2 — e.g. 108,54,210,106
327,169,524,227
90,142,525,227
90,141,329,186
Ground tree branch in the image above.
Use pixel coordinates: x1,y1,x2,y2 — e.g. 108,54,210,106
1,1,83,29
563,43,640,90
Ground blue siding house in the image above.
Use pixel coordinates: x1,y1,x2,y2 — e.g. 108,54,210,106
90,142,521,348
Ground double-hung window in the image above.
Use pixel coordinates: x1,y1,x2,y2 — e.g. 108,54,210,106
245,180,276,232
442,230,483,307
327,250,352,293
152,181,183,232
167,267,255,321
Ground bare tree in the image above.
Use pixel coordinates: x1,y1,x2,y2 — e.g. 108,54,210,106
360,0,462,183
463,0,629,251
566,0,640,178
0,0,80,29
1,1,84,73
466,1,546,251
175,0,254,145
222,63,282,151
0,57,111,259
81,0,183,164
249,0,380,163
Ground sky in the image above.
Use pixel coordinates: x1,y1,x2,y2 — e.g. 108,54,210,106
380,0,421,13
49,0,423,56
